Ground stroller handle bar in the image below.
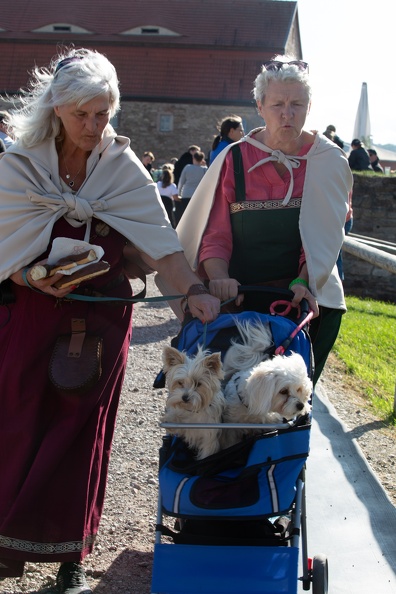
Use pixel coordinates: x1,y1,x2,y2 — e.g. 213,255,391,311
237,285,311,325
160,421,295,431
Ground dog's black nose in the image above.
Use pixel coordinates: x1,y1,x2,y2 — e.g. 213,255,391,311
296,402,304,411
182,394,190,403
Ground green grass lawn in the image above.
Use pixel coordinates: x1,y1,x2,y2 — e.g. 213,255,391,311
332,295,396,423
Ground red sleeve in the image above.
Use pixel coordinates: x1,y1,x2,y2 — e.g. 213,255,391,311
197,152,236,277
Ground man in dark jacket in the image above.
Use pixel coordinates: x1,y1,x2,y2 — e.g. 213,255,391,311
323,124,344,149
173,145,201,185
348,139,371,171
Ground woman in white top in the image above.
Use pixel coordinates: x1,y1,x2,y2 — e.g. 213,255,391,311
156,166,179,228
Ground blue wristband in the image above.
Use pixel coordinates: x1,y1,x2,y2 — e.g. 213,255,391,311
22,267,33,288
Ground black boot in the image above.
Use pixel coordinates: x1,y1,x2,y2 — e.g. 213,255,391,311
56,562,92,594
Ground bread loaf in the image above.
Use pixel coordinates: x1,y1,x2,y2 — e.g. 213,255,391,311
54,261,110,289
30,249,97,280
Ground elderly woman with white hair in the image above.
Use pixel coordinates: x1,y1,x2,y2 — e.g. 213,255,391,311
176,55,353,385
0,48,219,591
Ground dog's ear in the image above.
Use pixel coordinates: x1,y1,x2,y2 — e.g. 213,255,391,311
162,346,186,371
203,352,224,379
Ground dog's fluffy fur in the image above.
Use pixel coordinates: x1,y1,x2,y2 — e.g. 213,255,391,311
223,319,274,381
222,352,312,448
161,345,226,459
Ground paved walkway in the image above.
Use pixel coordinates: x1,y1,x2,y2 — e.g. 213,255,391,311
302,386,396,593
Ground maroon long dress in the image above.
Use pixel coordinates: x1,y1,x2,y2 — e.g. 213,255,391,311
0,217,133,574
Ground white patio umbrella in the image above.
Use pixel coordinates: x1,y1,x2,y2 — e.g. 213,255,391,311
353,82,371,147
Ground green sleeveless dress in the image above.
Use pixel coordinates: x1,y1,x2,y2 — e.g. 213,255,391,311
228,144,302,310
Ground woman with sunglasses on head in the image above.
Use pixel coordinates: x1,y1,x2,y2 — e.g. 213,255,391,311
176,55,353,385
0,48,220,592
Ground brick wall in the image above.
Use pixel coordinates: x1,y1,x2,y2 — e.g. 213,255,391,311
343,175,396,303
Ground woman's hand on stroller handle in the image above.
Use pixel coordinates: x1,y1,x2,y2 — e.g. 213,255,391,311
289,284,319,318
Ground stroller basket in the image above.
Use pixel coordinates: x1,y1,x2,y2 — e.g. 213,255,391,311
159,419,310,520
152,292,326,594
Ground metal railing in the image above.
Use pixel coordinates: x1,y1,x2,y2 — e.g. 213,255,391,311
343,234,396,274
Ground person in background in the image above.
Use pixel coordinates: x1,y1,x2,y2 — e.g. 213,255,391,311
176,55,353,385
172,144,200,185
0,110,14,148
175,150,207,225
367,148,384,173
336,191,353,281
141,150,155,174
0,48,219,593
157,164,179,227
209,115,245,165
323,124,344,149
348,138,370,170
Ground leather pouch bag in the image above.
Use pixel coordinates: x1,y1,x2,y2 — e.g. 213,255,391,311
49,318,103,394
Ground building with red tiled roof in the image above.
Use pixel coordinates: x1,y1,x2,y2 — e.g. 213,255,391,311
0,0,302,161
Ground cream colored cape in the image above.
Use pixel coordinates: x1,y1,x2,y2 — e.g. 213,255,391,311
159,130,353,312
0,126,181,282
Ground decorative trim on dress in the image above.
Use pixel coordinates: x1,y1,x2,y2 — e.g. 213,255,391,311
230,197,302,214
0,533,96,555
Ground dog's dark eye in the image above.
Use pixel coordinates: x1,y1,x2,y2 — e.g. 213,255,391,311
195,381,202,388
280,388,289,396
176,380,184,387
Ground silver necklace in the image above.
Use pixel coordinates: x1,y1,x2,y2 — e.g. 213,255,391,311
61,145,85,188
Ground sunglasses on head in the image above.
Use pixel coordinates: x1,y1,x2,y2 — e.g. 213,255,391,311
263,60,309,73
54,56,84,75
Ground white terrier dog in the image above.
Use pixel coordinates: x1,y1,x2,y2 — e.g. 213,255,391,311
223,319,274,381
222,352,312,448
161,345,226,459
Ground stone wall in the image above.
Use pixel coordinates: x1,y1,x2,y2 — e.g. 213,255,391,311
117,100,263,164
343,174,396,302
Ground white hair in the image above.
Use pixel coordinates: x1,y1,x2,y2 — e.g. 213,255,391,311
253,54,312,104
7,48,120,148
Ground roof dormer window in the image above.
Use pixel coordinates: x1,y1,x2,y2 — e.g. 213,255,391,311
121,25,180,37
141,27,160,34
32,23,93,34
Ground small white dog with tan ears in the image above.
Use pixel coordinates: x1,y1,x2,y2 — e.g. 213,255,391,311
223,318,274,381
222,352,312,448
161,345,226,460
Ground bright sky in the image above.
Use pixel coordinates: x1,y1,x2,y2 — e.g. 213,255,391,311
296,0,396,146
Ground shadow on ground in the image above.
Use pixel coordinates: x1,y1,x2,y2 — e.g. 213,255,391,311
91,549,153,594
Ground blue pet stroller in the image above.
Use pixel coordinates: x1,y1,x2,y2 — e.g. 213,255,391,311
151,288,328,594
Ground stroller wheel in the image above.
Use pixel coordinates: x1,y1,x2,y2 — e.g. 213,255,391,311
312,554,328,594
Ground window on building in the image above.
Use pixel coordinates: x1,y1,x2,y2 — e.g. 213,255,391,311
121,26,180,37
32,23,92,34
141,28,160,34
159,114,174,133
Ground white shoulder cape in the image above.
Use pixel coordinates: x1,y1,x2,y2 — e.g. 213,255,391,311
174,129,353,310
0,127,181,282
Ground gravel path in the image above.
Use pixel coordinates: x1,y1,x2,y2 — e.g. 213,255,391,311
1,276,395,594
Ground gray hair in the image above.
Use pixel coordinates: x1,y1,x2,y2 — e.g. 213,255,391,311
8,48,120,148
253,55,312,104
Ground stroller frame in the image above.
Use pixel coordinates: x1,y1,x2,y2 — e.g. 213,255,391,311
151,288,328,594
